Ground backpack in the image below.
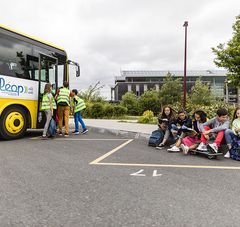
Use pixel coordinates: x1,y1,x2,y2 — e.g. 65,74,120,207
148,129,164,147
47,118,57,137
230,138,240,161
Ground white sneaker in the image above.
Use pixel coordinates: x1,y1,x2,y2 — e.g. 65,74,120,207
224,151,230,158
197,142,207,151
167,145,180,152
208,143,218,153
180,144,189,155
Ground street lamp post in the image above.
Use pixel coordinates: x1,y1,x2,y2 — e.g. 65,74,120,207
183,21,188,109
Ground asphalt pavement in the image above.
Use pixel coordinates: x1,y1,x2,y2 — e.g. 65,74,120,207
0,122,240,226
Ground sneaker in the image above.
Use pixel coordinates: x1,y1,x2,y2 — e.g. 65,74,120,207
180,144,189,155
156,143,165,150
64,134,69,137
224,151,230,158
197,142,207,151
41,135,48,140
82,129,88,134
58,132,63,136
208,143,218,153
72,131,80,135
167,145,180,152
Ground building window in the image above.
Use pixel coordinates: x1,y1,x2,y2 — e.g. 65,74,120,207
144,84,148,92
136,84,140,96
128,84,132,92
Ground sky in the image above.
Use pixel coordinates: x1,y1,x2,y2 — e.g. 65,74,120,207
1,0,240,99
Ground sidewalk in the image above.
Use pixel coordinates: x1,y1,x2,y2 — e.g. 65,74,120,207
70,119,156,140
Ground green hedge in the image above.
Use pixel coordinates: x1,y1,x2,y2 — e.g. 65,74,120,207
81,102,127,118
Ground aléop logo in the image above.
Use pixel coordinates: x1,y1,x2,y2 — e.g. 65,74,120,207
0,76,33,96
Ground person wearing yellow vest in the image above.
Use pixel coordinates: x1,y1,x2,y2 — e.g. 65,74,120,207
41,83,54,139
56,81,71,137
71,89,88,135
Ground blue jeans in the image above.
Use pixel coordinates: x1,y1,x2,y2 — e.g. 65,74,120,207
74,111,87,132
225,129,239,145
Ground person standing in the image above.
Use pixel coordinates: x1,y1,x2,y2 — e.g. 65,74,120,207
41,83,54,139
56,81,71,137
71,89,88,135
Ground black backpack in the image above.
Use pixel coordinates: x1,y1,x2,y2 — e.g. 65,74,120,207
148,129,164,147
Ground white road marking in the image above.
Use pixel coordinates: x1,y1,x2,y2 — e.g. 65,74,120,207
93,162,240,170
89,139,133,164
130,169,146,176
152,170,162,177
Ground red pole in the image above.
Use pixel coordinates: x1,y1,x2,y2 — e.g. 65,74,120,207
183,21,188,109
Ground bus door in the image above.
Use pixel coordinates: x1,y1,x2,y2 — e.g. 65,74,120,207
37,53,58,128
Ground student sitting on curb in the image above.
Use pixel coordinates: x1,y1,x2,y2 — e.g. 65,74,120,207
180,110,207,155
167,110,192,152
224,107,240,158
197,108,230,153
155,118,175,149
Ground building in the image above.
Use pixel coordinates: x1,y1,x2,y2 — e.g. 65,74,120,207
111,70,237,103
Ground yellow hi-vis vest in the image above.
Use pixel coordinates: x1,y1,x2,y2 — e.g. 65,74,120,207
57,87,70,106
52,97,57,109
74,96,86,113
41,93,51,110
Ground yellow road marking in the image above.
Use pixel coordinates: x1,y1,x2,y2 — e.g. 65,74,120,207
89,139,133,164
92,162,240,170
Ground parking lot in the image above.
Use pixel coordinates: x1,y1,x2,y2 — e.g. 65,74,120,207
1,131,240,226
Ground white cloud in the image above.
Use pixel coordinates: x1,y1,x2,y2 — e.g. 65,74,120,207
1,0,240,98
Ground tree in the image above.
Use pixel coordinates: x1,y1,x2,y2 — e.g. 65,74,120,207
188,79,214,106
121,92,140,115
139,89,160,115
159,72,182,106
79,81,105,102
212,15,240,86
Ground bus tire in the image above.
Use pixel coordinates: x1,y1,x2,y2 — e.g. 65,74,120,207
0,106,28,140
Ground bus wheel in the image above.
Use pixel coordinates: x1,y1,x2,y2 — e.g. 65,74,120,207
0,106,28,140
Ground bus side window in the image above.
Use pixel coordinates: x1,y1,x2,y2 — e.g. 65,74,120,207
0,62,12,75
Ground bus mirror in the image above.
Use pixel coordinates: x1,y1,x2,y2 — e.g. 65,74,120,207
68,60,80,77
76,65,80,77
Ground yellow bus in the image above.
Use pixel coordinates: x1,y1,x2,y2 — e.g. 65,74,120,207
0,25,80,139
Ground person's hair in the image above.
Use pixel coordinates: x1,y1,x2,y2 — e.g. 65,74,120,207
72,89,78,95
232,107,240,122
193,110,207,123
178,109,187,115
44,83,51,94
160,105,176,121
63,81,69,88
216,108,228,117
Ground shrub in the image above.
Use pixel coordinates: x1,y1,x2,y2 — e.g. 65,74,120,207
186,101,235,119
104,103,115,117
139,90,160,115
90,102,105,118
113,105,128,116
121,92,140,115
138,110,154,124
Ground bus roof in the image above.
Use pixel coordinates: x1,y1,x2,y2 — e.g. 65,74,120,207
0,24,65,52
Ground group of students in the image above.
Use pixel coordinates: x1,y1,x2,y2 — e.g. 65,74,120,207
156,105,240,158
41,81,88,139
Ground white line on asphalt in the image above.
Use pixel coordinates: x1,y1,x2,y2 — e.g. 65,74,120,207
92,162,240,170
30,137,129,141
89,139,133,164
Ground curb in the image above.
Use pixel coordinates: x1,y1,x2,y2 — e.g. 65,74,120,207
87,126,150,140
